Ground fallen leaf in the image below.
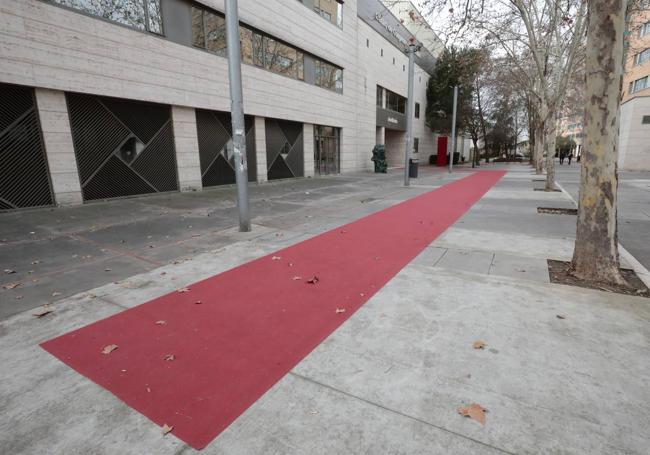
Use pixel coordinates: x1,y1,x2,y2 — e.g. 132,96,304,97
4,269,15,274
15,295,23,300
458,403,487,425
335,308,346,314
33,307,53,318
31,260,41,265
161,424,173,435
146,386,151,393
3,282,20,290
52,292,61,297
272,256,282,261
292,276,302,281
102,344,119,355
177,287,190,293
155,320,167,325
307,276,319,284
194,300,202,305
473,340,486,350
104,268,112,272
164,354,176,361
556,314,566,320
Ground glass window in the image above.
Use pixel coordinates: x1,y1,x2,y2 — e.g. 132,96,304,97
631,76,648,93
312,0,343,28
385,89,406,114
639,22,650,37
415,102,420,119
240,27,254,65
413,138,419,153
634,48,650,65
315,60,343,93
205,11,227,56
265,37,301,78
376,86,384,107
192,7,205,48
253,32,264,66
50,0,162,34
642,115,650,124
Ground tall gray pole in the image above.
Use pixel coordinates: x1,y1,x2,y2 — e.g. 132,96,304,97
225,0,251,232
449,85,459,173
403,40,420,186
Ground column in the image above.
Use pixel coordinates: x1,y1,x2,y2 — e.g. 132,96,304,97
254,116,267,182
303,123,315,178
34,88,83,206
171,106,202,192
376,126,385,145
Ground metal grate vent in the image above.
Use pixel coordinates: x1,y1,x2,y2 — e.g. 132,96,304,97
66,93,178,201
0,83,54,210
195,109,256,187
265,118,304,180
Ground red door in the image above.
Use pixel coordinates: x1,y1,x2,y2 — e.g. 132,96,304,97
437,136,448,166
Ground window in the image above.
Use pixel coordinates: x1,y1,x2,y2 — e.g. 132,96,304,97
640,21,650,37
192,6,308,82
315,60,343,93
381,49,384,57
376,86,384,107
403,65,406,72
385,88,406,114
415,102,420,119
642,115,650,124
392,57,395,65
366,38,370,47
49,0,163,34
311,0,343,28
635,48,650,65
630,76,649,94
413,137,419,154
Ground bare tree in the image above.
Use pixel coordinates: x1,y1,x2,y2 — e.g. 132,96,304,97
570,0,627,285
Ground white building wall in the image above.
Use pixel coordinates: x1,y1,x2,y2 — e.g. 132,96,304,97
619,97,650,171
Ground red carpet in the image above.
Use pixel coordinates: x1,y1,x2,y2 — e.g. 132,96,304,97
41,171,505,449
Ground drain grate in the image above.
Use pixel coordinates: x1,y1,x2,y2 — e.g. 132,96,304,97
537,207,577,215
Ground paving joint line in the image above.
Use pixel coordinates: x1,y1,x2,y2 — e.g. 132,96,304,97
288,371,517,455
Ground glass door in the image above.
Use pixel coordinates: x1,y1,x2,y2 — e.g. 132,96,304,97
314,125,340,175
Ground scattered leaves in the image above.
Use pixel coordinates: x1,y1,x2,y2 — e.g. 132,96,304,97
556,314,566,320
163,354,176,361
272,256,282,261
177,287,190,293
102,344,119,355
292,276,302,281
4,269,15,274
335,308,346,314
307,276,319,284
161,424,173,435
33,307,53,318
155,320,167,325
458,403,487,425
3,282,20,290
473,340,486,350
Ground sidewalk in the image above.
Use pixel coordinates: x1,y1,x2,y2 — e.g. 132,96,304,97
1,164,649,454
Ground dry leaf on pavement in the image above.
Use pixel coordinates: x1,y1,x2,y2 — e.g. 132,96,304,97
473,340,486,350
4,269,15,274
556,314,566,319
458,403,487,425
292,276,302,281
307,276,319,284
335,308,346,314
33,307,53,318
194,300,202,305
161,424,173,435
272,256,282,261
177,287,190,293
155,320,167,325
102,344,119,355
3,282,21,290
164,354,176,361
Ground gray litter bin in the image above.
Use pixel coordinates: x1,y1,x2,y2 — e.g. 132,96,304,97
409,158,419,178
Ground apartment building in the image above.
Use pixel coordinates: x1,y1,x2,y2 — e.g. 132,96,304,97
557,114,583,157
621,7,650,170
0,0,438,210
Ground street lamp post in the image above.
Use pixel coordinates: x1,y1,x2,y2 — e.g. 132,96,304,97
225,0,251,232
449,85,459,173
404,39,422,187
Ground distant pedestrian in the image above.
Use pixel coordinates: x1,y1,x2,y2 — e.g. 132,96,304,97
559,151,565,165
567,153,572,165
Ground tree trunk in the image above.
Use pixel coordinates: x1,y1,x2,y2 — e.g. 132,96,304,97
544,115,557,191
534,119,545,174
571,0,626,285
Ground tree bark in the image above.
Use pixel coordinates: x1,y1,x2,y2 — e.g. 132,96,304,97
534,118,545,174
544,115,557,191
571,0,626,285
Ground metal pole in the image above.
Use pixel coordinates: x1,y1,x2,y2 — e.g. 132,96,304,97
449,85,458,173
403,41,420,186
225,0,250,232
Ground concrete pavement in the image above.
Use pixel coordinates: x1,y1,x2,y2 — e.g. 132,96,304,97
1,164,649,454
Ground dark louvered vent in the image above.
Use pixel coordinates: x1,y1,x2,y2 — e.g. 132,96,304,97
195,109,256,187
66,93,179,201
265,118,303,180
0,83,54,210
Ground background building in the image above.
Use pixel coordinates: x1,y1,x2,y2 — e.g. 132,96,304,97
557,114,583,157
620,7,650,170
0,0,438,210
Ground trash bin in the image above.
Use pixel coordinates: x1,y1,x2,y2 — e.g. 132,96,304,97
409,158,419,178
371,145,388,173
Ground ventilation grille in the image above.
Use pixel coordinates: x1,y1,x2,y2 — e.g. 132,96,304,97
195,109,256,187
66,93,178,201
0,83,54,210
265,118,304,180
